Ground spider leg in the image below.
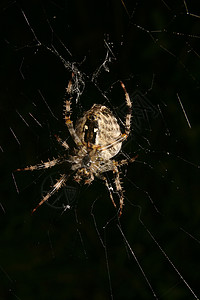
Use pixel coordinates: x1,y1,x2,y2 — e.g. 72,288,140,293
99,82,132,153
116,155,138,167
113,165,124,217
16,157,64,172
110,155,137,216
32,174,68,213
120,81,132,137
54,134,69,150
64,77,83,147
101,175,117,209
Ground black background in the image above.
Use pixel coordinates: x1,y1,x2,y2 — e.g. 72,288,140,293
0,0,200,299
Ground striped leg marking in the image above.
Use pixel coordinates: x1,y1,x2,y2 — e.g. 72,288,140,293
64,77,82,147
16,158,64,172
55,134,69,150
120,81,132,136
113,166,124,217
32,174,68,213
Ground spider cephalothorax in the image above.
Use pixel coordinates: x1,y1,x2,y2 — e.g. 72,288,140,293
17,78,137,216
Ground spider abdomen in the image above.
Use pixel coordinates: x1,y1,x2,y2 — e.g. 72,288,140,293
75,104,122,160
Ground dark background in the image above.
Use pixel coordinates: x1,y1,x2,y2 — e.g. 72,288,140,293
0,0,200,299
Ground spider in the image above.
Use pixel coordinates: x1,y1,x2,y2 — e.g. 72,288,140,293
17,76,137,216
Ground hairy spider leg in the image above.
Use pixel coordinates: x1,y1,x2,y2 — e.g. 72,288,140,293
99,156,138,217
54,134,69,150
32,174,68,213
16,157,65,172
113,165,124,217
64,78,83,147
101,175,117,209
113,156,138,216
99,81,132,153
120,81,132,137
116,155,138,167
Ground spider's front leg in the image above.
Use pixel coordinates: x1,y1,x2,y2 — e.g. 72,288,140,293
120,81,132,138
64,76,83,147
112,81,132,145
98,81,132,153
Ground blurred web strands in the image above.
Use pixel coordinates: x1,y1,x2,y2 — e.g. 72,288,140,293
177,93,192,129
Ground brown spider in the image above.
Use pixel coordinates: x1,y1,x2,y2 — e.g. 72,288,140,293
17,77,137,216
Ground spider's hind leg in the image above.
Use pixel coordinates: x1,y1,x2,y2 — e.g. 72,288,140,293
114,155,138,216
113,165,125,217
101,175,117,209
100,169,124,217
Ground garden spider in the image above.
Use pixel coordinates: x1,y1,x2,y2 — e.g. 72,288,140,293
17,76,137,216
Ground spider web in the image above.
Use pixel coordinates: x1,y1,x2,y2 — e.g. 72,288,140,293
0,0,200,299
